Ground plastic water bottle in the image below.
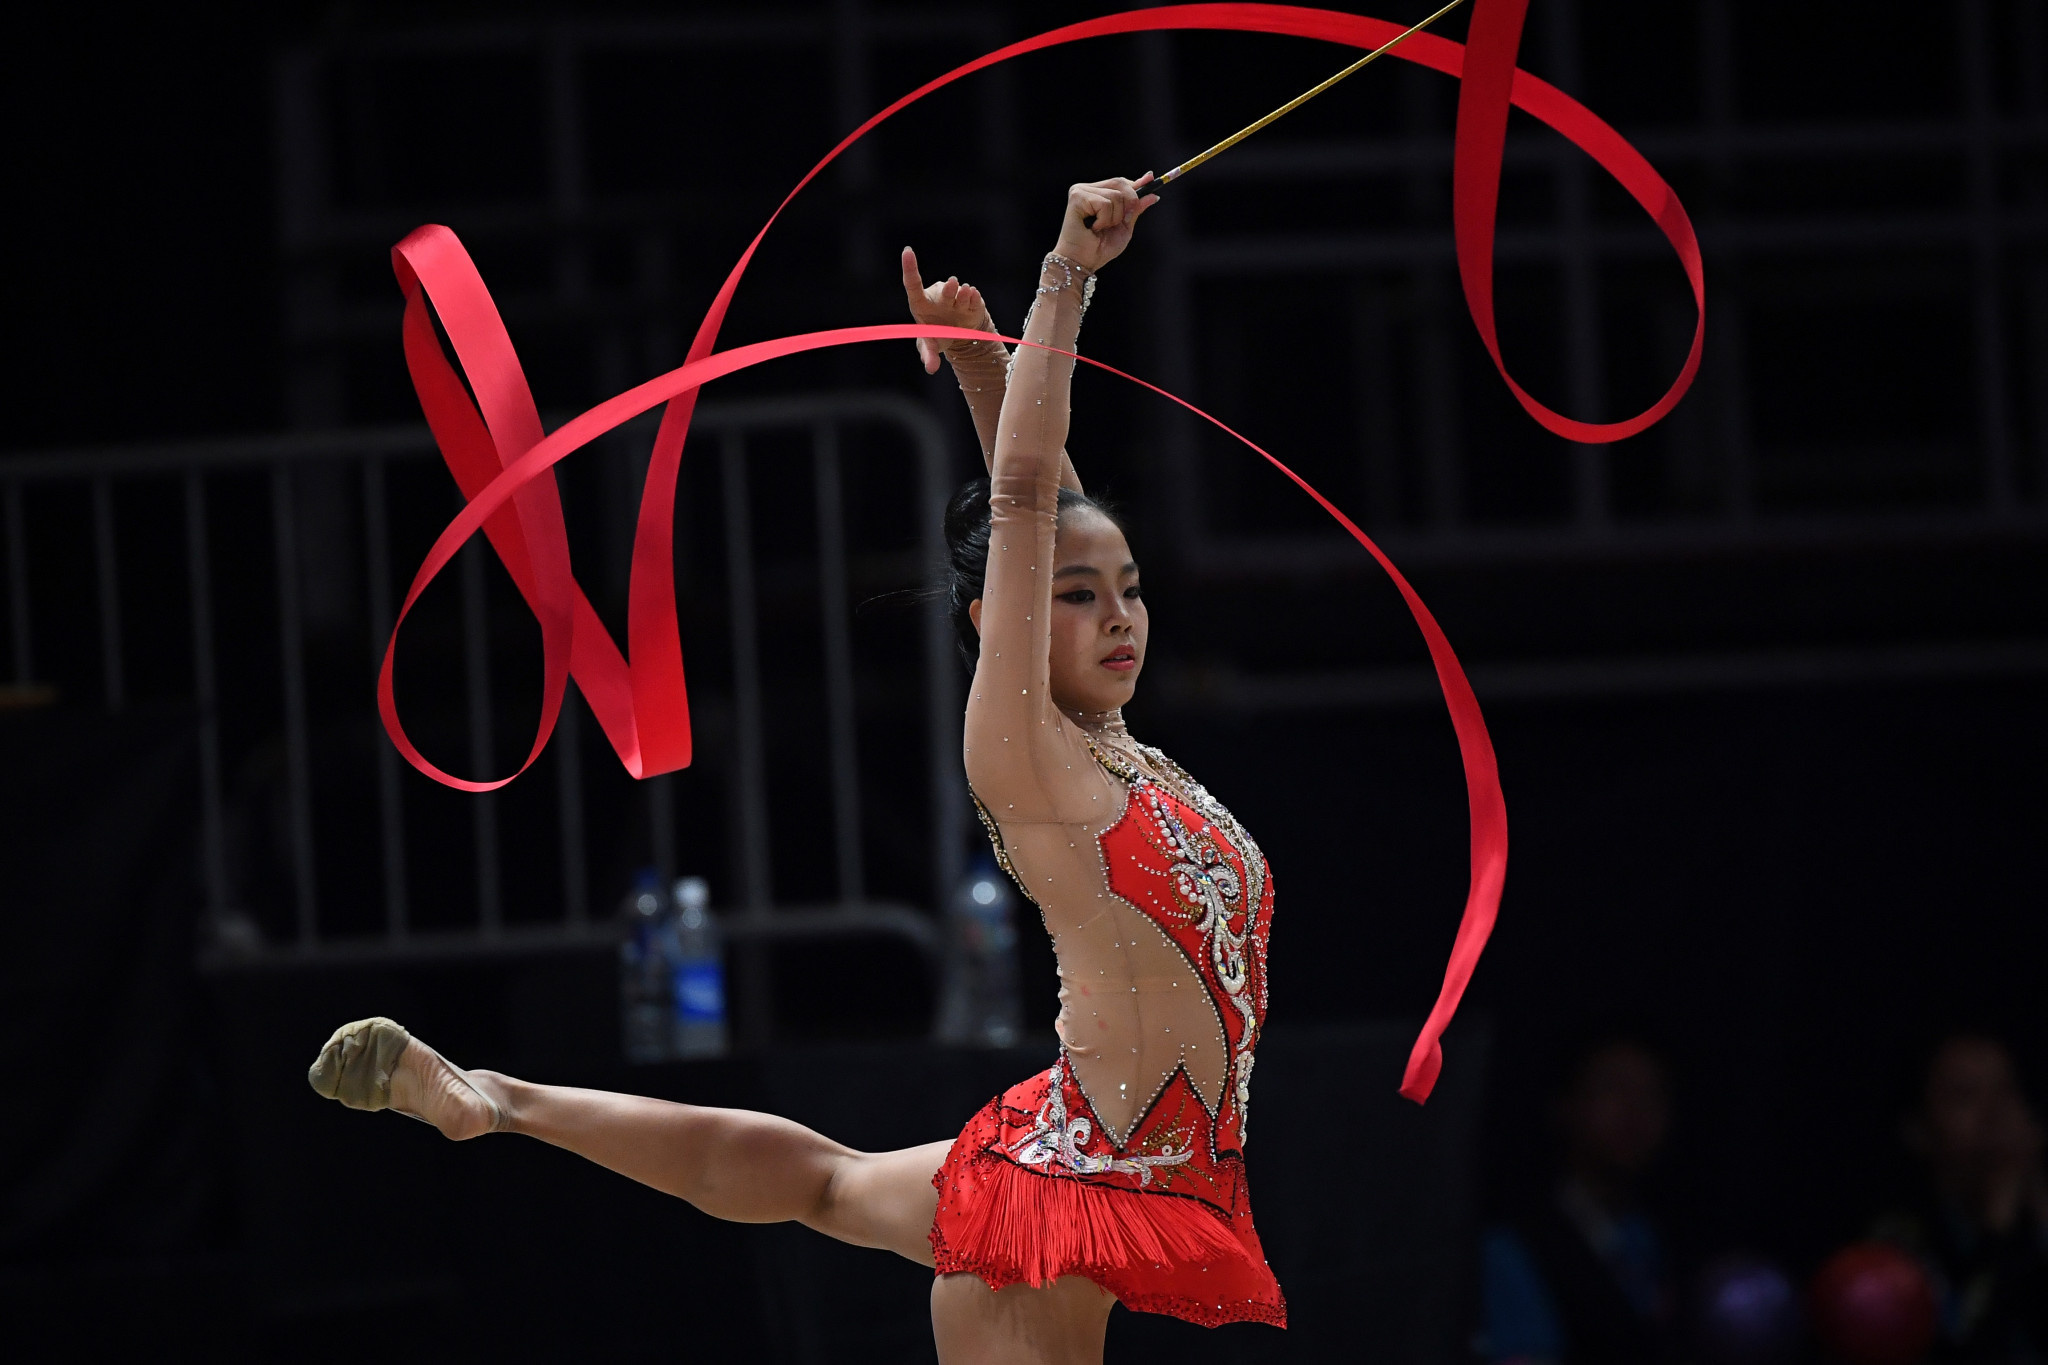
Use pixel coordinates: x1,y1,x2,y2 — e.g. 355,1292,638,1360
619,870,672,1063
670,876,728,1058
934,857,1022,1047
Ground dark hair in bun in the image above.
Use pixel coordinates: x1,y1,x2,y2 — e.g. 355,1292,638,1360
941,476,1125,670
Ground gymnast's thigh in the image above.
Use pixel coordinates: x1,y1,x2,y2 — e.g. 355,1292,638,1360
930,1273,1116,1365
801,1138,953,1265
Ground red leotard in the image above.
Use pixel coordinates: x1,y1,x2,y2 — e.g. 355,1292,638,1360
931,737,1285,1326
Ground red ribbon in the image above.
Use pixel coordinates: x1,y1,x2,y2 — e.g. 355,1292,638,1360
382,1,1701,1101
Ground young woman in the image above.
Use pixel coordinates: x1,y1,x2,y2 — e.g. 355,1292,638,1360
309,174,1285,1362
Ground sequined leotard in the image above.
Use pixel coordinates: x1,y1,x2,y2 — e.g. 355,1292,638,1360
924,254,1286,1328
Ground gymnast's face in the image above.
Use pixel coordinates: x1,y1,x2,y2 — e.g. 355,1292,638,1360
966,505,1148,715
1043,507,1147,715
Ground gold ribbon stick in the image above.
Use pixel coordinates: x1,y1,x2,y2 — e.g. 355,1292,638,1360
1153,0,1471,189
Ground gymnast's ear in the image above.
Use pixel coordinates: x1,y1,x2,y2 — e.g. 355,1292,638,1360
968,599,984,636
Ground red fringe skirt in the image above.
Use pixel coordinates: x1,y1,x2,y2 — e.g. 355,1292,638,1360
928,1068,1287,1329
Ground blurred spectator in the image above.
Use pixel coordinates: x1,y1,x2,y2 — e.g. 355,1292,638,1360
1870,1032,2048,1361
1479,1034,1678,1365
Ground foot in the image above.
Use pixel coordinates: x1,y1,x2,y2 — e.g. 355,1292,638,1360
307,1017,509,1140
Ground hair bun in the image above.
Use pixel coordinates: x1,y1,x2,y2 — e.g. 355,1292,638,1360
943,476,994,565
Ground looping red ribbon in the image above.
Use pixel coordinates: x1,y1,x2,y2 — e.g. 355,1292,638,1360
382,0,1702,1101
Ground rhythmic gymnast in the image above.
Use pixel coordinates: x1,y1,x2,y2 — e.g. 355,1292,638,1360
311,174,1290,1362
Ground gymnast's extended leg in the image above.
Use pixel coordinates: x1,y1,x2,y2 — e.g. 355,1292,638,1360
308,1019,1115,1363
477,1077,953,1258
308,1017,946,1259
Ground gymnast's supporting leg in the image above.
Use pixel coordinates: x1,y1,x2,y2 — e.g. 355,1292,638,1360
932,1274,1116,1364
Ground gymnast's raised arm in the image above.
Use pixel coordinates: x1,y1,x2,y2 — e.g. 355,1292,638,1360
950,176,1154,817
899,247,1084,494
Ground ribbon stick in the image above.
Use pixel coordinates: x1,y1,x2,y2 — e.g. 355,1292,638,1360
383,1,1702,1099
1152,0,1472,188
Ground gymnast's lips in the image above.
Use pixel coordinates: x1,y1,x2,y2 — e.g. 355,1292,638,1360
1100,647,1137,672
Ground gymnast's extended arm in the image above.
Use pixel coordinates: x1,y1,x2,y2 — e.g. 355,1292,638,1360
959,176,1154,817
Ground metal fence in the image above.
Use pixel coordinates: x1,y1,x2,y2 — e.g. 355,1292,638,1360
0,393,965,989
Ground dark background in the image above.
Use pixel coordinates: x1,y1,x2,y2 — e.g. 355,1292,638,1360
4,0,2045,1360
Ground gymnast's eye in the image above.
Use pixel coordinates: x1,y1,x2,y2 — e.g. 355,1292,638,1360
1058,588,1096,604
1123,583,1143,600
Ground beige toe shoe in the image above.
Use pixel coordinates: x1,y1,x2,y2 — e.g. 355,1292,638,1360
307,1016,412,1111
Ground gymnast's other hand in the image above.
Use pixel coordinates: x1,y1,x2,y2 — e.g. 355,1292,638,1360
1053,174,1158,274
900,246,996,374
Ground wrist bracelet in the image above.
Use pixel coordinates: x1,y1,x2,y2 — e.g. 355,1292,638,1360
1035,252,1097,314
1044,250,1095,280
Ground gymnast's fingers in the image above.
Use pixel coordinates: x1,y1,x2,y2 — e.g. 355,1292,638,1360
1079,188,1120,230
1067,184,1108,226
900,246,928,308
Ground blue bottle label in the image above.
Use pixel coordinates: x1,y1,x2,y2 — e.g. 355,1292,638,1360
674,961,725,1022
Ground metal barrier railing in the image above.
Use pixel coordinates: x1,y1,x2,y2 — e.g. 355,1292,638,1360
0,392,964,982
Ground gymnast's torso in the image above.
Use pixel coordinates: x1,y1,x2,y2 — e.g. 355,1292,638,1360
938,695,1286,1323
971,726,1271,1160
